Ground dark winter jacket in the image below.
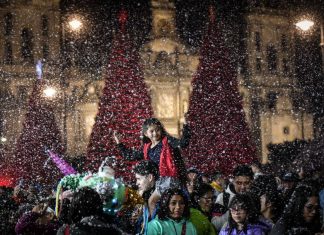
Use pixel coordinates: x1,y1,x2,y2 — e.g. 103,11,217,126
269,217,321,235
56,215,128,235
117,124,190,184
0,193,18,235
219,222,266,235
15,211,60,235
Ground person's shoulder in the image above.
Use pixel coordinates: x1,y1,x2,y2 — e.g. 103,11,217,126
147,217,163,234
190,208,209,221
219,222,230,234
247,223,267,234
216,192,224,203
148,217,163,226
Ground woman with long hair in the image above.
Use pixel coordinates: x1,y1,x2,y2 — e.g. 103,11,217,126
270,184,321,235
219,193,265,235
147,188,197,235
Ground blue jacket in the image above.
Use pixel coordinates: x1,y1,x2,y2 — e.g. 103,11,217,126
219,223,265,235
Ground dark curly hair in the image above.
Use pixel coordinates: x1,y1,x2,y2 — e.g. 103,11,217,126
69,187,103,223
133,160,159,181
228,193,259,233
157,188,190,220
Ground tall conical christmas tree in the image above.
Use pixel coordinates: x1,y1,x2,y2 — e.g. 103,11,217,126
185,7,257,176
86,9,153,181
13,73,64,185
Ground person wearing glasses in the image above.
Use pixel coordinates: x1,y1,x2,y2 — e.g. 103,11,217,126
270,184,322,235
212,165,254,231
219,193,264,235
194,183,215,220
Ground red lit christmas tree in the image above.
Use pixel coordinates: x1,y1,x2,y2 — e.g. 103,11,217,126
86,10,153,182
13,77,65,185
185,7,257,176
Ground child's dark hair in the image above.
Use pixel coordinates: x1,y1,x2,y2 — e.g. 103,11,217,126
133,160,159,181
158,188,190,220
142,118,167,143
228,193,259,233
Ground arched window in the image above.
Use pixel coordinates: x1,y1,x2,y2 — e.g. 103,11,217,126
267,44,277,73
21,28,33,62
4,13,13,36
154,51,172,69
267,92,278,110
4,41,13,64
43,43,49,60
281,34,288,52
157,19,171,37
255,32,261,52
41,15,49,37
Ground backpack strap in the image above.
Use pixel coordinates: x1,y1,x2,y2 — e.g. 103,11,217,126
64,224,70,235
181,222,186,235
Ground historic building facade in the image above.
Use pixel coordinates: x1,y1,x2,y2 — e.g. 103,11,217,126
239,7,313,160
0,0,313,164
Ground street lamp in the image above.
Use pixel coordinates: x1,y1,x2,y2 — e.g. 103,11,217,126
61,15,84,150
295,19,315,31
68,18,83,32
62,16,84,66
295,17,324,137
295,17,324,79
43,87,57,98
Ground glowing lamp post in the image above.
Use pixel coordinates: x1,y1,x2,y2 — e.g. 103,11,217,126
295,19,314,31
68,18,83,32
61,16,84,150
295,18,324,72
43,87,57,98
295,17,324,137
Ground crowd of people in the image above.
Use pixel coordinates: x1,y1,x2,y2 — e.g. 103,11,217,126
1,117,324,234
1,161,324,235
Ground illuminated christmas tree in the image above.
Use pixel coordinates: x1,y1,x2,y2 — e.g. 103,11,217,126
185,7,257,176
13,74,64,185
86,9,153,182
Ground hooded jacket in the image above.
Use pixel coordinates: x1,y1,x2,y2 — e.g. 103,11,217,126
147,216,197,235
219,223,266,235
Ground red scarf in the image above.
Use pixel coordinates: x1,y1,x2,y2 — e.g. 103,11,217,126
143,136,178,177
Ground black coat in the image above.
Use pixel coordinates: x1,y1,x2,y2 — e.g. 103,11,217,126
57,216,129,235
